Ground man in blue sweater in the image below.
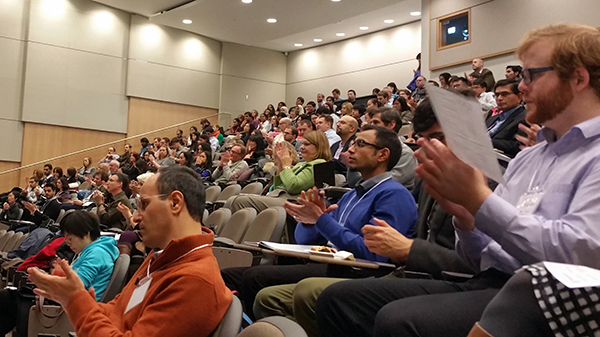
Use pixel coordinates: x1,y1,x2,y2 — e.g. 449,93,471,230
220,125,417,317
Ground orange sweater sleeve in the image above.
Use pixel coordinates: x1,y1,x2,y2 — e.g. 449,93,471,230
65,275,232,337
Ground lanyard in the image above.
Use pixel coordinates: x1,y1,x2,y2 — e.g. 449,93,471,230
338,177,391,226
527,156,558,192
136,243,212,286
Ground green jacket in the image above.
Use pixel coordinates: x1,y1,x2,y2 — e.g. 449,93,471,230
272,159,326,195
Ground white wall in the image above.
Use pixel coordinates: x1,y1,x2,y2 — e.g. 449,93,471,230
286,21,422,104
22,0,130,133
219,43,287,127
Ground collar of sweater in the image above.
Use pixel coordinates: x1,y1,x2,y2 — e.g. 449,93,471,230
149,230,214,274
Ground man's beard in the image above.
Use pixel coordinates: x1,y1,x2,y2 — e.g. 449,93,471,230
526,81,574,125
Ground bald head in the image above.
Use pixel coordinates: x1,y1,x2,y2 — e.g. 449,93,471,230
472,58,484,71
336,115,359,138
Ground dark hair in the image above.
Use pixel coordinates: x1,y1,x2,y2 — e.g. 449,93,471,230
58,177,69,191
190,126,199,133
130,152,141,163
53,167,63,177
354,104,366,115
372,88,380,95
377,107,403,133
368,98,384,108
360,124,402,171
412,99,437,134
306,101,316,108
450,77,470,86
348,89,357,96
427,80,440,87
315,106,330,116
60,211,101,241
296,96,305,104
326,95,334,101
67,167,77,178
140,137,149,144
472,78,487,89
439,72,451,84
506,65,523,76
136,159,149,173
94,170,109,182
113,172,129,187
393,96,410,112
494,78,520,95
248,134,266,151
332,88,341,95
180,151,194,168
44,182,58,192
162,137,170,144
204,126,214,134
386,83,398,94
318,114,334,126
199,134,209,142
155,166,206,222
44,163,53,170
287,126,299,137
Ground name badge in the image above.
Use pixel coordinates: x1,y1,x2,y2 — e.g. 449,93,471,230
516,190,545,214
125,276,152,314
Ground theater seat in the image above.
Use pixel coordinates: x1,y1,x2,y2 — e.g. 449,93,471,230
237,316,308,337
210,296,243,337
206,186,222,203
215,208,257,245
239,182,263,195
204,208,232,235
100,254,131,303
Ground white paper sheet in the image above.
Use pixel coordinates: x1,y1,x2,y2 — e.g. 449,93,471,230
543,262,600,289
258,241,315,254
426,86,505,184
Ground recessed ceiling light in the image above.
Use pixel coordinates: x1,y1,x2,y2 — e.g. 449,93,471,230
384,19,394,24
359,26,369,30
242,0,252,3
314,39,323,42
331,0,341,2
294,43,303,47
267,18,277,23
336,33,345,37
182,19,192,24
410,11,421,16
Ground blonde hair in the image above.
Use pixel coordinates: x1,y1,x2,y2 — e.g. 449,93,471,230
302,131,332,161
517,23,600,98
341,102,354,116
97,163,109,173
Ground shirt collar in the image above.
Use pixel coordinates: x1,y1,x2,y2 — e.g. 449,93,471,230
355,172,391,196
497,106,519,120
537,114,600,154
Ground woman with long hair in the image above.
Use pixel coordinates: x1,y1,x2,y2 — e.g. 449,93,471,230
78,157,96,178
393,96,414,124
177,151,194,168
194,149,213,178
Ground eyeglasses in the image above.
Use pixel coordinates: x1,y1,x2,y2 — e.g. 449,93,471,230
352,139,383,149
135,194,168,211
522,66,554,84
416,132,446,142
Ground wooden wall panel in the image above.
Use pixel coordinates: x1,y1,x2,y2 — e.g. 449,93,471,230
126,97,219,146
19,123,127,183
0,161,22,193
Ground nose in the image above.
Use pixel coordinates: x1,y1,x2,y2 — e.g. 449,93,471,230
132,211,142,223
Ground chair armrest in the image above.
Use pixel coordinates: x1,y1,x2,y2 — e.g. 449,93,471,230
441,271,474,282
212,247,253,269
213,237,236,247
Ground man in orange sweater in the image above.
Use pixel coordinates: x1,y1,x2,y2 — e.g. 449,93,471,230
28,166,232,337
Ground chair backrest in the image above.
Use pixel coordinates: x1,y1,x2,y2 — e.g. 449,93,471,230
218,208,257,243
210,296,243,337
79,181,91,191
204,208,232,235
242,207,286,243
399,124,412,137
0,231,16,252
217,184,242,202
205,186,222,203
4,232,24,252
14,233,28,250
0,229,7,239
55,209,68,224
334,174,346,187
240,182,263,195
16,208,24,220
99,254,131,303
237,316,308,337
203,209,209,223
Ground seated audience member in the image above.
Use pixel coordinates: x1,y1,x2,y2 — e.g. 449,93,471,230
52,166,64,179
486,78,527,157
98,146,120,165
97,162,109,174
228,117,243,135
428,80,439,87
118,144,132,167
377,89,392,107
78,156,96,179
1,191,22,222
221,125,417,318
56,177,74,204
505,65,523,80
412,76,427,102
73,171,109,206
176,151,194,168
41,164,54,187
244,134,267,165
472,78,497,115
472,57,496,91
66,167,80,188
468,71,482,86
439,72,452,88
392,96,413,124
468,263,600,337
351,104,366,126
91,172,133,230
23,176,44,203
331,116,358,175
253,100,475,337
340,102,353,116
240,123,255,145
139,137,150,157
149,146,176,170
268,117,291,145
170,137,187,158
259,113,272,133
296,119,312,142
204,126,219,151
283,126,301,155
450,76,471,90
225,130,330,212
367,97,383,110
189,131,201,153
22,183,61,226
108,160,120,174
316,23,600,337
0,211,118,336
316,115,341,146
362,107,417,191
212,144,249,184
27,167,231,337
194,149,213,178
122,152,141,181
398,89,418,112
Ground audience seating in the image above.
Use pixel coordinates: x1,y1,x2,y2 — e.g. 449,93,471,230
203,209,209,223
99,254,131,302
209,296,243,337
209,184,242,211
239,182,263,195
0,231,15,251
237,316,309,337
206,186,222,203
204,208,232,236
334,174,346,187
215,208,257,245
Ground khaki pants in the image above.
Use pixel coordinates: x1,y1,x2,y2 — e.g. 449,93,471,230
223,195,286,213
254,277,347,337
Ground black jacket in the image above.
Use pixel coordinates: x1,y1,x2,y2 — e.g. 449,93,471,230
330,134,356,175
485,105,527,158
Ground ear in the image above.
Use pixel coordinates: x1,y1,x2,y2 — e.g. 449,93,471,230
573,66,591,92
169,191,185,216
378,148,391,164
